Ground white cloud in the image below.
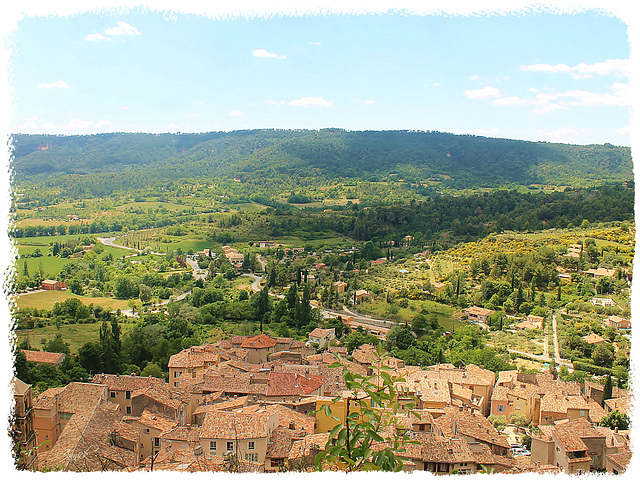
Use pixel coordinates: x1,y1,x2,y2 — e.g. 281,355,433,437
121,105,131,110
41,119,94,130
37,80,69,89
252,48,286,59
94,120,112,128
289,97,333,107
229,110,242,117
15,118,39,129
104,21,141,36
490,82,629,113
308,42,321,45
263,100,285,105
85,33,111,42
464,86,501,99
470,75,482,80
616,124,631,136
520,59,630,79
364,99,375,104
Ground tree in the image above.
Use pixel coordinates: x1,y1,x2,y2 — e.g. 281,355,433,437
44,334,70,355
139,284,152,304
254,286,270,333
509,413,528,427
602,374,613,404
384,325,415,351
78,341,103,374
593,343,615,368
314,348,418,472
141,362,164,378
599,410,630,430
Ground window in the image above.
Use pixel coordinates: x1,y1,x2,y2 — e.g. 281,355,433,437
210,441,217,450
126,406,132,414
248,441,255,450
125,391,131,400
580,410,585,416
497,405,505,412
154,438,160,447
110,392,116,398
271,459,284,467
245,453,258,462
146,429,150,433
174,371,181,378
227,441,234,452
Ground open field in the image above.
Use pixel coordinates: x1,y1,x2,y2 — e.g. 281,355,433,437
114,201,196,212
489,330,545,356
15,322,134,354
14,290,136,312
232,202,269,212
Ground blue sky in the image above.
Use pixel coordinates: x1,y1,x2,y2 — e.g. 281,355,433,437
8,8,633,146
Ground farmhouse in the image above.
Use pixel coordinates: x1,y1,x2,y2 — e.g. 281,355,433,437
307,328,335,349
464,306,495,324
41,279,67,291
603,315,631,330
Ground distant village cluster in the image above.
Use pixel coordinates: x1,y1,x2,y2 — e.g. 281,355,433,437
12,330,631,474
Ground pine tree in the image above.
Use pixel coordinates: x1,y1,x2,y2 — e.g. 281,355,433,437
602,375,613,406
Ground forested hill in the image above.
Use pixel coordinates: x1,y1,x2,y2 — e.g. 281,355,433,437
11,129,632,188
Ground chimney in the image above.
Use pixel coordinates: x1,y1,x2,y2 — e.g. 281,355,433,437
289,421,295,430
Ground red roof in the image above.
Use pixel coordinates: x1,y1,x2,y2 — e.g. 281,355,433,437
22,349,65,365
266,372,324,397
240,334,278,349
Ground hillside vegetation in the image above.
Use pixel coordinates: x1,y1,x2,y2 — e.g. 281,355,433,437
12,130,632,193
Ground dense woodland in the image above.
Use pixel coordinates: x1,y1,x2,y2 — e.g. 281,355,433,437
12,129,631,192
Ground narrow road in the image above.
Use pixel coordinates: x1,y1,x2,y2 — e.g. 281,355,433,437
241,273,264,292
552,312,562,365
97,236,165,256
185,257,208,281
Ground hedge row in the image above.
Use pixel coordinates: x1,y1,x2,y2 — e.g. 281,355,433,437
573,360,613,376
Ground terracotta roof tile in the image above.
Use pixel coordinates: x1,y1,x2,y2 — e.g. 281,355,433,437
129,409,178,432
289,433,330,460
35,382,107,413
267,372,324,397
606,451,632,470
160,425,201,442
416,432,477,464
37,402,137,472
241,334,278,349
266,426,306,459
604,397,631,416
91,373,165,391
200,410,276,439
237,403,315,434
22,349,65,365
434,408,510,449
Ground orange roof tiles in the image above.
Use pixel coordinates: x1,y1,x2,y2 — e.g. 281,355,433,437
266,372,324,397
200,410,276,439
91,373,166,391
37,402,137,472
434,408,510,449
22,349,65,365
131,409,178,432
241,333,278,349
35,382,107,413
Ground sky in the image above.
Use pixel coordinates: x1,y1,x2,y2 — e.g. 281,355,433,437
4,3,634,146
